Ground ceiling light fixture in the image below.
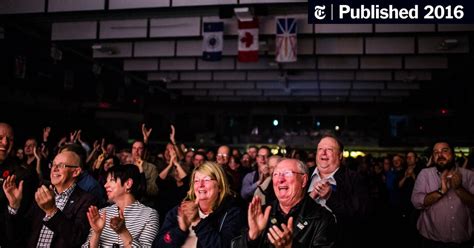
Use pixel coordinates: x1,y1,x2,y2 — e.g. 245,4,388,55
161,76,172,83
92,44,116,55
234,7,254,21
437,39,459,50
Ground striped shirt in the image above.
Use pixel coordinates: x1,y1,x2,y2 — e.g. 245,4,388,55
82,201,159,247
37,183,77,247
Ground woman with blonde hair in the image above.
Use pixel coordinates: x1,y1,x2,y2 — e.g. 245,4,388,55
154,161,242,248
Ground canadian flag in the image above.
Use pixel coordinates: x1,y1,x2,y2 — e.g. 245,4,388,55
238,18,259,62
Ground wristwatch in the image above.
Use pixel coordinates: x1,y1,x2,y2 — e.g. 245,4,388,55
437,188,445,196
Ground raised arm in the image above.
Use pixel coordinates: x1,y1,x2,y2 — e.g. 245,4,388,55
142,124,152,145
169,125,184,161
141,124,152,160
33,146,43,179
159,152,176,180
40,126,51,159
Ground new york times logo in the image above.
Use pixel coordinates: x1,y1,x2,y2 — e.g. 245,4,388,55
308,0,471,23
314,5,326,20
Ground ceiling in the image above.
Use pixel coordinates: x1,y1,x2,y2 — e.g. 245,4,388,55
1,0,474,112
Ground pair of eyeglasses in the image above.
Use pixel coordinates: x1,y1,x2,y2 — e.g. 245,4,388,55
272,171,305,178
193,176,216,184
49,163,80,169
216,153,228,158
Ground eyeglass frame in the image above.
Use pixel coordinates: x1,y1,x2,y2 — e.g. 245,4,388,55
49,162,80,169
193,176,217,184
272,170,305,178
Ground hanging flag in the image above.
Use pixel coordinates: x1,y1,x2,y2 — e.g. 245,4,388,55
238,18,259,62
202,21,224,61
276,17,297,63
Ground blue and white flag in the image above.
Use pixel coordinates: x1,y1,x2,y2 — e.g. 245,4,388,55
276,17,297,63
202,21,224,61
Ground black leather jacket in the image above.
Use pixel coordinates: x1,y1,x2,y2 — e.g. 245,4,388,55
232,195,336,248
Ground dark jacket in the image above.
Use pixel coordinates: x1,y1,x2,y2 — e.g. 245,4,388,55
154,195,243,248
6,186,97,248
231,195,336,248
325,165,370,248
77,170,106,207
0,157,39,247
326,165,370,219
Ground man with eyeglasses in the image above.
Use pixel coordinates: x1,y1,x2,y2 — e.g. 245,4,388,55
59,144,106,207
2,150,97,247
216,145,243,193
216,145,231,167
307,134,369,248
241,146,271,202
411,141,474,248
232,158,336,248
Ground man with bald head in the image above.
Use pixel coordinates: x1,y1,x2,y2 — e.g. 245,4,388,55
3,150,97,247
0,123,39,247
0,123,14,164
233,158,336,248
216,145,231,167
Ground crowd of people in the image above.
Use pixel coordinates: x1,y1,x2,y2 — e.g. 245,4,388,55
0,121,473,248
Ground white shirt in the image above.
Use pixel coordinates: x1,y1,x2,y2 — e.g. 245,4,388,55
308,167,338,209
182,209,209,248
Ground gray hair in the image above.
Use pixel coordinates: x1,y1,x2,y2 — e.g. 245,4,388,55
295,159,309,175
277,158,308,176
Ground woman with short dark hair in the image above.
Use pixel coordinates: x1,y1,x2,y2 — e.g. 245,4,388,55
83,164,158,247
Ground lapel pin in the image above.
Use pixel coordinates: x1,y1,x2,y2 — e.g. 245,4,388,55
271,218,278,225
297,222,305,230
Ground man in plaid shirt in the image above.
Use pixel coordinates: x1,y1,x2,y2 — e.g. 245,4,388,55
3,149,97,247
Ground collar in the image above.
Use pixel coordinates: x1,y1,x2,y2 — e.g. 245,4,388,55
116,200,139,213
198,208,210,219
312,167,338,185
55,183,76,197
274,197,304,219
